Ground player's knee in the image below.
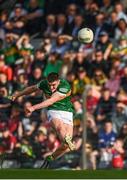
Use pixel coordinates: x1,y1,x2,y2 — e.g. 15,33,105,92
62,143,69,150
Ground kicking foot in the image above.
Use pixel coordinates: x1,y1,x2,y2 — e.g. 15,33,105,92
40,159,50,169
40,155,54,169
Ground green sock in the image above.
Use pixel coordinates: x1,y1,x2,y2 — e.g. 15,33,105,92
46,155,54,162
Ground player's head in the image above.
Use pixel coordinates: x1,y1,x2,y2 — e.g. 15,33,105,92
47,72,60,92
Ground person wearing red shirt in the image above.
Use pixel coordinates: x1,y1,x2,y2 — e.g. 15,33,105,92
8,105,21,134
0,58,13,81
0,128,17,153
111,139,124,169
86,88,99,114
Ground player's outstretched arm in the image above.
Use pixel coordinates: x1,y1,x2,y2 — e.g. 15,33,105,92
25,91,68,116
11,85,38,101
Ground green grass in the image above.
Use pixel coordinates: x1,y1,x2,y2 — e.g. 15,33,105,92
0,169,126,179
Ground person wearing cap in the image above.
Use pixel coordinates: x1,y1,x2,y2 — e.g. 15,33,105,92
96,31,113,60
111,35,127,63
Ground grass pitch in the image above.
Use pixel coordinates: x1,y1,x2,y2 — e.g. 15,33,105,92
0,169,126,179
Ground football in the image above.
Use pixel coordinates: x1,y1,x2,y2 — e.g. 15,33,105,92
78,28,94,44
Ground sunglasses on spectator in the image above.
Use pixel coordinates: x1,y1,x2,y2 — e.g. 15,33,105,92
96,54,102,57
95,74,102,77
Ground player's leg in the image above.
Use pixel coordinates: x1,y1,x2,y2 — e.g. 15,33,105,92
41,118,75,168
50,118,74,159
40,110,75,168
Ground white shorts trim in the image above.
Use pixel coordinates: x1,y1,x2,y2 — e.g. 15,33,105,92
47,110,73,125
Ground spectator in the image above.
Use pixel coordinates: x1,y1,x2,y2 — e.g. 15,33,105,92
72,67,91,96
0,39,4,56
114,2,127,23
94,12,109,43
111,102,127,134
115,19,127,40
25,0,43,35
95,31,113,60
32,128,47,158
31,49,47,70
4,33,19,66
44,52,63,77
60,52,73,78
86,113,98,149
9,3,27,20
0,57,13,81
108,11,118,38
44,131,60,157
100,0,113,16
0,87,11,117
95,88,116,122
111,35,127,64
42,14,55,38
16,34,34,60
121,66,127,93
51,35,72,56
98,120,116,148
105,68,120,96
86,87,99,114
111,139,124,169
14,73,28,91
70,14,84,37
91,69,107,89
9,4,27,35
52,14,69,37
90,120,116,169
82,1,99,28
72,52,91,75
0,11,8,40
119,123,127,151
0,128,17,153
8,105,21,135
91,50,111,76
73,100,83,127
66,4,77,25
29,67,43,86
0,73,13,95
19,101,38,137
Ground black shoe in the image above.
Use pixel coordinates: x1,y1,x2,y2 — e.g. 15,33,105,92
40,159,50,169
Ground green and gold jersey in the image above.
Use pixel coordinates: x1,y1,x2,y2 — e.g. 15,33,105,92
4,44,19,65
37,79,73,113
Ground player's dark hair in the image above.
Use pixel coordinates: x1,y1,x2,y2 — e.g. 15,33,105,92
47,72,59,83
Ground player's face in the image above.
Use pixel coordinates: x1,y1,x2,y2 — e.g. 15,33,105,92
48,80,60,93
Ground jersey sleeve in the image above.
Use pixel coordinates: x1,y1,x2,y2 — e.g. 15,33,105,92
57,81,71,95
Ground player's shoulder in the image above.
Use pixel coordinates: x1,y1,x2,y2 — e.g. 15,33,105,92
37,78,47,89
58,78,71,94
60,78,70,87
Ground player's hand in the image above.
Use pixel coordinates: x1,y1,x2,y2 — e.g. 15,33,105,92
25,106,34,117
10,93,19,101
8,94,18,101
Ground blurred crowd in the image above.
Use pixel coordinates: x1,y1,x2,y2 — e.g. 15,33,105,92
1,0,127,169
